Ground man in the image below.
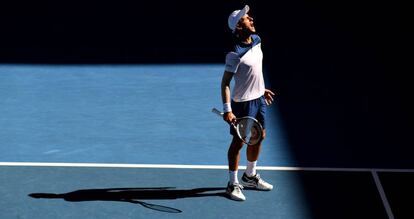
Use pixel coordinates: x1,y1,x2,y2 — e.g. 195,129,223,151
221,5,275,201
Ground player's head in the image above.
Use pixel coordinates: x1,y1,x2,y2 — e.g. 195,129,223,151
228,5,255,35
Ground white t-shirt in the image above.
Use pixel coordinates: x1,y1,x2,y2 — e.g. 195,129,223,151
224,34,265,102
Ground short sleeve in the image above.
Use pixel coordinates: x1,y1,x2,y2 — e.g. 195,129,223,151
224,52,240,73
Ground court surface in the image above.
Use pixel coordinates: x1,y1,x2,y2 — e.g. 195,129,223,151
1,64,412,218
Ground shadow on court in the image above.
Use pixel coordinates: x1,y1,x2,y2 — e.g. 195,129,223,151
28,187,226,213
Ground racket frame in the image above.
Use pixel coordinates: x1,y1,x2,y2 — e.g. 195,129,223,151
211,108,263,145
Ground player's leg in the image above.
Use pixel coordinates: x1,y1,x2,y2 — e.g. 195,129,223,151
226,136,246,201
241,96,273,191
228,99,246,178
228,136,244,173
226,101,247,201
246,96,266,168
246,129,266,164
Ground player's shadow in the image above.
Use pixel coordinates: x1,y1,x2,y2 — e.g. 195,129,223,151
29,187,226,213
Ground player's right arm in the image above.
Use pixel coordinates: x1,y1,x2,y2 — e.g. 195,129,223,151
221,71,236,124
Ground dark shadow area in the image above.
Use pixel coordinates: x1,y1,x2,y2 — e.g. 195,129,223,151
0,1,240,64
297,171,389,219
378,172,414,219
29,187,226,213
255,0,413,168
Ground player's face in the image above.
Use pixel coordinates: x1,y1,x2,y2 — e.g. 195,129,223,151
238,14,255,33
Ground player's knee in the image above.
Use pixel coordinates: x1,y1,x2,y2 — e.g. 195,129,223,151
231,137,244,150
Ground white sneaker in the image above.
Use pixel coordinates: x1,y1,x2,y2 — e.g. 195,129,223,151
226,182,246,201
241,173,273,191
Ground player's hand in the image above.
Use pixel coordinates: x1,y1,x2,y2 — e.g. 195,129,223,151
223,112,236,125
264,89,276,105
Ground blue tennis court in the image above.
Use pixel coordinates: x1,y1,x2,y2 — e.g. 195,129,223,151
0,64,289,165
0,64,412,218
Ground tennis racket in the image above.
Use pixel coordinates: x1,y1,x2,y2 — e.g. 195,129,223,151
212,108,263,145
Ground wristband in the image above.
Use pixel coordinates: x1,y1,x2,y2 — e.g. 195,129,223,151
223,103,232,113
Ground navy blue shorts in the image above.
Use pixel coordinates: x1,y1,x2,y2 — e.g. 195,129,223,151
230,96,267,136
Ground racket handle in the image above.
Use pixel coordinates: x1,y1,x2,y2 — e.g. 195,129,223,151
211,108,224,116
212,107,237,128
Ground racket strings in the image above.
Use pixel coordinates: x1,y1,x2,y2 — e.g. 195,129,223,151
237,118,262,145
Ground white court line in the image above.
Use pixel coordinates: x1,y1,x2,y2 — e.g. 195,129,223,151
0,162,414,172
1,161,405,219
372,170,395,219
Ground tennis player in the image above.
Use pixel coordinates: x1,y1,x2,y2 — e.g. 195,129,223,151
221,5,275,201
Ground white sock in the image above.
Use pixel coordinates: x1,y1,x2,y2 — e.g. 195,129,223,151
229,170,239,184
245,161,257,177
